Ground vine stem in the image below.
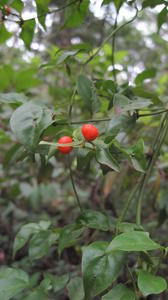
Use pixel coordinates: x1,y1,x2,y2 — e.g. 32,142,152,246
84,7,139,66
126,263,138,299
111,12,118,83
68,160,83,212
115,182,140,234
136,113,168,225
53,109,168,126
138,109,168,117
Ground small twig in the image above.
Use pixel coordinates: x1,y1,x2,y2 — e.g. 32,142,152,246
138,109,168,118
24,0,80,22
53,110,168,126
69,161,83,212
136,113,168,225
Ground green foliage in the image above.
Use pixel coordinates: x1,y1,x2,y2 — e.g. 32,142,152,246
0,268,29,300
138,270,167,296
64,0,89,28
20,20,36,49
77,74,100,114
82,242,125,299
0,0,168,299
35,0,51,29
102,283,135,300
10,103,54,152
107,231,161,252
67,277,84,300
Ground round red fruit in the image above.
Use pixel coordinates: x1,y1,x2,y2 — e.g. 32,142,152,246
5,5,11,15
81,124,99,141
58,136,73,154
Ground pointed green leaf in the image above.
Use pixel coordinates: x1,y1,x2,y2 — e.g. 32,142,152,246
20,19,35,49
35,0,51,29
82,241,125,299
29,231,58,260
102,283,135,300
64,0,89,28
77,74,100,114
10,102,54,151
58,224,84,255
0,268,29,300
0,23,12,44
135,68,157,85
107,231,161,252
138,270,167,296
96,148,120,172
67,277,84,300
77,209,110,231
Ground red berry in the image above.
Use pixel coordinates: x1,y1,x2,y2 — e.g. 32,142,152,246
58,136,73,154
81,124,99,141
5,5,11,15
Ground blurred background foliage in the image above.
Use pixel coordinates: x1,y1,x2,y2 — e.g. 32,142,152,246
0,0,168,299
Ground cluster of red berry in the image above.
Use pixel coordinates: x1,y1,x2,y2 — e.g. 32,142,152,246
4,5,11,15
58,124,99,154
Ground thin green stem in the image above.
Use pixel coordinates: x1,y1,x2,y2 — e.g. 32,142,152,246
68,85,77,122
84,8,138,66
136,113,168,225
111,13,118,83
126,263,138,299
53,110,168,127
138,109,168,118
69,161,83,212
116,182,140,234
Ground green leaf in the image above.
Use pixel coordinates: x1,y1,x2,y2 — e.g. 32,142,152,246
58,224,84,255
82,241,125,299
29,231,58,260
0,130,11,143
15,69,40,92
107,231,161,252
138,270,167,296
135,68,157,85
3,144,26,168
0,268,29,300
0,23,12,44
114,0,124,11
96,148,120,172
67,277,84,300
77,74,100,114
118,222,143,233
57,50,79,65
13,223,40,257
108,114,137,137
0,92,27,104
113,94,152,113
25,290,47,300
102,283,135,300
142,0,165,8
35,0,51,29
11,0,23,13
64,0,89,28
10,102,54,152
77,209,110,231
157,7,167,31
130,138,147,173
44,273,69,293
77,148,94,172
20,19,35,49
